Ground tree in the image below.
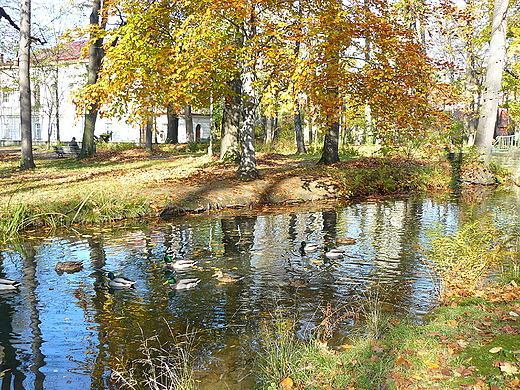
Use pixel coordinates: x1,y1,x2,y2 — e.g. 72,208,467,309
166,103,179,144
145,117,153,152
79,0,104,159
74,0,449,173
294,104,307,154
474,0,509,162
19,0,35,169
184,105,194,143
220,77,241,161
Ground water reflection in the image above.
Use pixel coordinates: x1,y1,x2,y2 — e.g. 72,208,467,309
1,193,517,389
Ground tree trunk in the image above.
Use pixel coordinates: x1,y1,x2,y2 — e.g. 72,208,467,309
166,103,178,143
184,105,194,143
79,0,104,159
265,114,277,145
237,70,259,180
54,72,60,142
318,121,340,165
294,105,307,154
19,0,35,169
474,0,509,162
463,0,479,146
145,117,153,153
220,77,241,161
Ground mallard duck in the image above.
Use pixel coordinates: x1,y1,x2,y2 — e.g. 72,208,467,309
300,241,320,252
107,272,136,289
324,247,345,259
165,275,200,290
213,270,244,283
336,237,357,245
0,278,20,291
55,261,84,274
164,257,198,271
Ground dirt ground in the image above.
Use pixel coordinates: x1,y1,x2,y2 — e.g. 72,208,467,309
1,146,346,216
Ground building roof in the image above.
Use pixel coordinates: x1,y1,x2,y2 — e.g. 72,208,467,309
34,40,88,62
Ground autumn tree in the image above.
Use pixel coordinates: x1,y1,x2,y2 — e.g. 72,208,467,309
79,0,105,159
474,0,509,162
74,0,449,171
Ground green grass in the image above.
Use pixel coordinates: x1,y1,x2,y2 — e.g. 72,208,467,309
254,295,520,389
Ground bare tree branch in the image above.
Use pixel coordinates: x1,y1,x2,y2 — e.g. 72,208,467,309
0,6,46,45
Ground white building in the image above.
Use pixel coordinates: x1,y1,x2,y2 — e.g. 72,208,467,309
0,42,210,146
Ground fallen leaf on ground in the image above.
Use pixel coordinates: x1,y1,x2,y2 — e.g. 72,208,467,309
500,362,519,375
279,377,294,390
423,360,440,369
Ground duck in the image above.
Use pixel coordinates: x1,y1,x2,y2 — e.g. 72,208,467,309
336,237,357,245
324,247,345,259
0,278,20,291
165,275,201,290
55,261,84,274
300,241,320,252
107,272,136,289
213,269,244,283
164,257,198,271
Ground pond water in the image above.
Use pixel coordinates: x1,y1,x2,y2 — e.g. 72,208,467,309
1,188,519,390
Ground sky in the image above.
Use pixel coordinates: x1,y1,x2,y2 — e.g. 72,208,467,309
1,0,88,60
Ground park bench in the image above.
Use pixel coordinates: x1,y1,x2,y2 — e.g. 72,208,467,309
53,145,80,158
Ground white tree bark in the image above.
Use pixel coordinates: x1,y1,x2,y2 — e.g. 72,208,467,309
474,0,509,162
237,70,259,180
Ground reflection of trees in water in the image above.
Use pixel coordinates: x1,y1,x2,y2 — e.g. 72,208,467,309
23,242,45,389
322,210,338,248
0,251,26,389
221,215,257,255
0,200,462,388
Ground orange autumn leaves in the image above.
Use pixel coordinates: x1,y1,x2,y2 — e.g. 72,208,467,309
72,0,452,138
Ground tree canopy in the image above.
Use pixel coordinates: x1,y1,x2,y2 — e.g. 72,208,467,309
72,0,451,141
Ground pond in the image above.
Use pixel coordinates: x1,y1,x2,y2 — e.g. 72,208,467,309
1,188,519,390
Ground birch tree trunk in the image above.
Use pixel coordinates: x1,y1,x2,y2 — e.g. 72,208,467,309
237,69,259,180
19,0,35,169
474,0,509,162
80,0,104,158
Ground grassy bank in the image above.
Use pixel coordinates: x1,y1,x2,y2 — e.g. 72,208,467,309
254,288,520,390
0,144,455,243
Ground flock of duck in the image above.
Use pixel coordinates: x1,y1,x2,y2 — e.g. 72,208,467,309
0,238,356,293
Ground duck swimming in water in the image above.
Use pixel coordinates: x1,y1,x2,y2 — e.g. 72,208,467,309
164,257,198,271
212,270,244,283
324,247,345,259
165,275,201,290
55,261,84,274
107,272,137,289
300,241,320,252
0,278,20,291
